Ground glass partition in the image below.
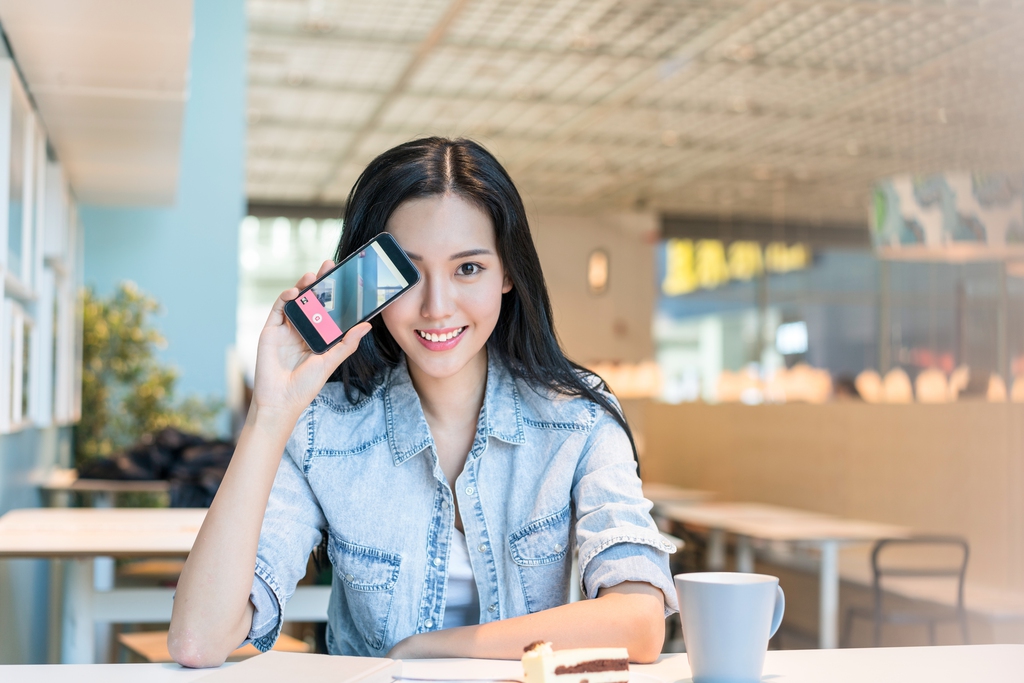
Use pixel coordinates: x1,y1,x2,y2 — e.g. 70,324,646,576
656,243,1023,404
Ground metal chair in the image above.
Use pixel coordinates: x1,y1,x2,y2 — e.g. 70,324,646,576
842,536,969,647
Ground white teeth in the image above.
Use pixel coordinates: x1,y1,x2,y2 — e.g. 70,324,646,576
418,327,465,343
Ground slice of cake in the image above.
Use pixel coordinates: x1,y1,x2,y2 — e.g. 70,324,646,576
521,641,629,683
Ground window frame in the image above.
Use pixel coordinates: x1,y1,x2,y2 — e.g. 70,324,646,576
0,59,81,433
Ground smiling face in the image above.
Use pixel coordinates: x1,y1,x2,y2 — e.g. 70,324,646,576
381,193,512,383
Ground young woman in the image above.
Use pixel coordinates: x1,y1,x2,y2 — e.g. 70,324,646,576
168,138,677,668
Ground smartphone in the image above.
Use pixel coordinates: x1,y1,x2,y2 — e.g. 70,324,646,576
284,232,420,354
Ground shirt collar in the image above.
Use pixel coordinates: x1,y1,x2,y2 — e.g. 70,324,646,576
385,352,526,466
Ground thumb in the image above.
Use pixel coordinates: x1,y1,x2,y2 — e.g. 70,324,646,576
321,322,373,368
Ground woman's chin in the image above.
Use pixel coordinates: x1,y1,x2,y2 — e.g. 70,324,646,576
403,340,487,381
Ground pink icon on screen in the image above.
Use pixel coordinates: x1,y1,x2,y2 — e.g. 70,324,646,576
294,291,342,344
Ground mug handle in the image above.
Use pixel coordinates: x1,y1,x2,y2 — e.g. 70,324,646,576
769,585,786,638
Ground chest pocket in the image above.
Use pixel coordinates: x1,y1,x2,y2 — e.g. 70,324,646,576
328,532,401,651
508,505,572,613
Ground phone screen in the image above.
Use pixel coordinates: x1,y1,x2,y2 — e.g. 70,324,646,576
292,240,411,345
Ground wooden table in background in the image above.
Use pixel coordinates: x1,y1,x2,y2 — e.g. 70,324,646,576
657,501,912,649
641,482,715,507
40,468,172,507
0,508,330,664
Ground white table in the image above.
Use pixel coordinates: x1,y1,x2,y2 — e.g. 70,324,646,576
657,501,912,650
409,645,1022,683
0,508,330,665
2,645,1020,682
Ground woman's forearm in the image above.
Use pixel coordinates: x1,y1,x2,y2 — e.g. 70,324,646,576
167,406,297,667
389,582,667,663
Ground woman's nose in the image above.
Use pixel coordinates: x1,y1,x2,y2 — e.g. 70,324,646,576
420,276,457,320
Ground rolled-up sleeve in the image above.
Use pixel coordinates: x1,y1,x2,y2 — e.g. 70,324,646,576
572,404,679,616
245,408,328,651
247,572,279,642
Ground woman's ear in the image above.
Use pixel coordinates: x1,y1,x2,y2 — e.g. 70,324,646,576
502,274,513,294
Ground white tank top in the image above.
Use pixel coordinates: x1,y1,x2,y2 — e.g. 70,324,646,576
442,528,480,628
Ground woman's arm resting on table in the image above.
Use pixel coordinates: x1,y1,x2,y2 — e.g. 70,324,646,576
387,581,667,663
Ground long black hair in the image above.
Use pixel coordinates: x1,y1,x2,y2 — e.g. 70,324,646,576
328,137,638,466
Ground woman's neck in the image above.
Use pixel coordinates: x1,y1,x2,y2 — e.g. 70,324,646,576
407,348,489,430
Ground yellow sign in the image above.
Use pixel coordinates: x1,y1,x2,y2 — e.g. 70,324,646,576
662,239,811,296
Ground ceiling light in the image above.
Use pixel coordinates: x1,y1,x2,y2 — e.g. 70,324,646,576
730,95,750,113
588,249,609,295
733,44,758,62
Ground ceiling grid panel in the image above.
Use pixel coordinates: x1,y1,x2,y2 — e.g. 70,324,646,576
246,0,1024,223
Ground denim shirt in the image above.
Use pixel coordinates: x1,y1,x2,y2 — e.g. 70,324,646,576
247,354,678,656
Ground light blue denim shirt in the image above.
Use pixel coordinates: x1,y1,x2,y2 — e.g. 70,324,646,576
247,354,678,656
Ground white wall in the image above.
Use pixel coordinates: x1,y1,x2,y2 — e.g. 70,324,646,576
530,211,658,365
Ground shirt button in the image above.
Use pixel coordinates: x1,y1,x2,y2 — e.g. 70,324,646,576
345,574,354,582
488,603,497,613
424,619,434,629
478,543,487,553
433,557,442,567
554,543,563,553
465,486,475,496
441,500,449,510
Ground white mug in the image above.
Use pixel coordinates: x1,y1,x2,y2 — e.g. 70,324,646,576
674,572,785,683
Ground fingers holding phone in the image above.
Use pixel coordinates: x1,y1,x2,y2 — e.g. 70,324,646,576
267,260,333,325
251,234,419,420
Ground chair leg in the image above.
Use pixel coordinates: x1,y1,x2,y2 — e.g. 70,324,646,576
959,613,970,645
841,609,856,648
872,614,882,647
927,621,937,646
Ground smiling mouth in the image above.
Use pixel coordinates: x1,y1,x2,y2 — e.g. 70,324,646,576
416,326,467,343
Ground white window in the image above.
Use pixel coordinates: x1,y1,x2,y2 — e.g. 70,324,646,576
0,59,81,432
36,161,81,428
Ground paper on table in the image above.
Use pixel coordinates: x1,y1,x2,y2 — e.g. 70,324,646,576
193,651,402,683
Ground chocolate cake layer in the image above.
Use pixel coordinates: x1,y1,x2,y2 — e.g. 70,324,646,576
554,659,629,675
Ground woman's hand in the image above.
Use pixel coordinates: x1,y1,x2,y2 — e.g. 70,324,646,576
251,260,372,424
384,583,665,662
386,633,426,659
386,630,458,659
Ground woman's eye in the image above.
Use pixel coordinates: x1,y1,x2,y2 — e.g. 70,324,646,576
457,263,482,276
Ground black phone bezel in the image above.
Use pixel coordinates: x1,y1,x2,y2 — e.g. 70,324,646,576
283,232,420,355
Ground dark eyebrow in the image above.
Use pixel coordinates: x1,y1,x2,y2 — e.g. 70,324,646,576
449,248,493,260
402,248,494,261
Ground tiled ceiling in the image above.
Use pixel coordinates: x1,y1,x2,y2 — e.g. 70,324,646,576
247,0,1024,225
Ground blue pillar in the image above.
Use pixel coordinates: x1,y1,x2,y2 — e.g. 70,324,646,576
80,0,246,404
